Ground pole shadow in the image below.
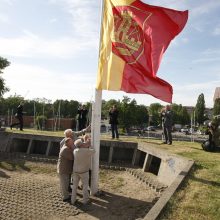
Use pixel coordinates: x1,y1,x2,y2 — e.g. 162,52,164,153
0,159,30,172
74,190,157,220
0,169,10,179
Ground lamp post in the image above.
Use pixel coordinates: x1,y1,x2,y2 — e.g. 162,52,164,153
148,114,152,139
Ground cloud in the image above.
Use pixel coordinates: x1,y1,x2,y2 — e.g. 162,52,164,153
1,0,14,5
3,63,96,102
191,1,220,17
48,0,100,38
192,57,220,63
213,26,220,36
142,0,188,10
202,48,220,55
175,80,220,92
0,14,9,23
192,48,220,63
49,18,57,23
0,30,98,58
3,62,217,108
173,81,220,107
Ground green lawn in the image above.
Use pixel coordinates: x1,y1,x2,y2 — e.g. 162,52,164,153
6,128,64,137
140,139,220,220
4,129,220,219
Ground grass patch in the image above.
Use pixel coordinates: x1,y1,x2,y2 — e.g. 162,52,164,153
99,169,125,190
148,140,220,220
6,128,64,137
0,160,56,174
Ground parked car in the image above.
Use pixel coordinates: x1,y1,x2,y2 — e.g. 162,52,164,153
145,126,156,131
197,130,205,135
180,128,189,134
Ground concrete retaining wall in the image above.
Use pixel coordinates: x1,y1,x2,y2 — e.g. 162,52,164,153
138,143,192,186
0,132,192,187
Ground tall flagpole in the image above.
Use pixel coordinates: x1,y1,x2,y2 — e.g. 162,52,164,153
90,89,102,195
90,0,104,195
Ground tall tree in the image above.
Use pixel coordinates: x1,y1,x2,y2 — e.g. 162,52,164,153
0,56,10,97
119,96,136,132
102,99,120,120
180,107,190,125
195,93,206,125
171,104,190,125
135,105,148,128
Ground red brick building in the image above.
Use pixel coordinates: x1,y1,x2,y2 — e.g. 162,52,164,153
0,115,76,131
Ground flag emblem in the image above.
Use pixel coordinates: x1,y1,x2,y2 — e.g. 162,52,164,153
112,7,152,64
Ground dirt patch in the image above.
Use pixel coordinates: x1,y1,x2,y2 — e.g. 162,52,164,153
0,161,159,220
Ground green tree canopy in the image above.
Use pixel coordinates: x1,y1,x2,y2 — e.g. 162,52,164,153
148,103,162,126
0,95,23,115
171,104,190,125
0,56,10,97
213,98,220,117
102,99,120,120
195,93,206,125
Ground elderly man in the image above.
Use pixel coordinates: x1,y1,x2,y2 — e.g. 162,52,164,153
60,125,91,149
57,137,74,202
59,125,91,192
71,138,95,205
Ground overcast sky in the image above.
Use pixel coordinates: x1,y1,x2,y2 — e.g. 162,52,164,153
1,0,220,108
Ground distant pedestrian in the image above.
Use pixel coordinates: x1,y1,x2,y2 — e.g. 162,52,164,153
109,105,119,139
10,101,24,131
77,104,88,131
161,105,173,145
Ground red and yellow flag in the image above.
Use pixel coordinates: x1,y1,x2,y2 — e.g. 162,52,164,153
96,0,188,103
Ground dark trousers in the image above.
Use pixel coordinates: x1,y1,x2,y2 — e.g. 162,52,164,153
163,126,172,144
78,120,86,131
11,116,23,130
111,124,119,139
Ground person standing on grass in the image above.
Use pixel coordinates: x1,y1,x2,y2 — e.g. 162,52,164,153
109,105,119,139
10,101,24,131
77,104,88,131
161,105,173,145
57,137,74,202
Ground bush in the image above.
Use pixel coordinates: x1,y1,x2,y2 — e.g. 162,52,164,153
35,115,47,130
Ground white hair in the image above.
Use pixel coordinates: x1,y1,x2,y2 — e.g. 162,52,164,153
64,137,72,144
64,129,73,137
74,139,83,148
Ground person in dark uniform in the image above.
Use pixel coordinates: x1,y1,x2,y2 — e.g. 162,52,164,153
161,105,173,145
10,102,24,131
77,104,88,131
109,105,119,139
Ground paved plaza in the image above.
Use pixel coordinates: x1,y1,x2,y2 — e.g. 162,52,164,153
0,159,159,220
